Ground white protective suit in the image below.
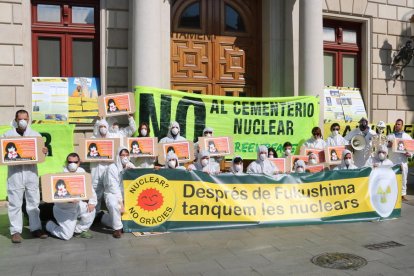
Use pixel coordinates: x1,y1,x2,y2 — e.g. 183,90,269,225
303,137,327,149
163,151,187,170
101,147,135,231
345,127,377,168
3,126,43,235
334,150,358,170
230,156,244,175
90,119,117,212
108,116,137,146
159,121,187,143
326,132,348,146
246,146,278,176
46,167,97,240
387,131,412,196
188,150,220,174
365,145,394,168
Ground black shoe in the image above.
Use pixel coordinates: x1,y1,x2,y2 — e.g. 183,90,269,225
31,229,48,239
93,211,104,225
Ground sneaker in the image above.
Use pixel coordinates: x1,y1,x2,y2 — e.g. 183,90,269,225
112,229,122,239
11,233,22,243
78,231,93,239
31,229,48,239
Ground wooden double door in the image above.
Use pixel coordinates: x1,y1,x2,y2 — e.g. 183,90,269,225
171,0,260,97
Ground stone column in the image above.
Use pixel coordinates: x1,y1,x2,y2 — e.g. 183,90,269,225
130,0,170,88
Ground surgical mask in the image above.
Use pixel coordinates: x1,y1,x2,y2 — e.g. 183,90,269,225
268,154,274,158
259,153,266,161
309,159,317,165
171,127,179,136
332,130,339,136
140,129,147,136
296,167,304,173
201,159,209,167
234,164,242,172
378,153,386,161
112,126,119,132
285,149,291,155
99,127,107,136
67,163,78,172
121,157,129,165
344,159,351,166
168,160,176,168
18,119,28,129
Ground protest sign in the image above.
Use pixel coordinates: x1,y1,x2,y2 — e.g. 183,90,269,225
41,173,93,203
0,137,45,165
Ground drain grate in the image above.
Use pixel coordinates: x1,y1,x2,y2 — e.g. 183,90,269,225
364,241,404,250
311,252,367,270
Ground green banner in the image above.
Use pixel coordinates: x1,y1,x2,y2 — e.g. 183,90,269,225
122,167,402,232
134,86,320,159
0,124,75,200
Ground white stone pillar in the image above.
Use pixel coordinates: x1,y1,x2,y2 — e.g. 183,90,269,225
130,0,170,88
299,0,323,97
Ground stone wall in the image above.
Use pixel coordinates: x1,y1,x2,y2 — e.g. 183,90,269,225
324,0,414,124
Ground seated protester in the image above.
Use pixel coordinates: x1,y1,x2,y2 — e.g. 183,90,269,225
230,156,244,175
159,121,186,143
132,122,156,168
334,150,357,170
188,150,220,174
101,147,136,238
294,160,306,173
365,145,394,168
304,127,326,149
164,151,186,170
246,145,279,176
308,152,318,165
46,153,97,240
282,142,293,158
268,147,278,159
326,123,348,146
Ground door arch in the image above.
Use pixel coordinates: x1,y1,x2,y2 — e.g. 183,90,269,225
171,0,261,97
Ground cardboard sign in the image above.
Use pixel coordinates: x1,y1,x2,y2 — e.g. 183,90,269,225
269,158,286,173
41,173,93,203
158,141,194,165
98,92,135,117
0,137,45,165
287,155,309,172
325,146,347,165
301,147,326,163
79,138,120,162
199,136,233,157
393,139,414,153
126,137,158,157
306,164,326,173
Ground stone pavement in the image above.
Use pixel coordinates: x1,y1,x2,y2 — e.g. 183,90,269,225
1,198,414,276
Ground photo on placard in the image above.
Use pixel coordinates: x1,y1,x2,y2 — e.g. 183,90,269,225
51,175,87,202
127,137,157,157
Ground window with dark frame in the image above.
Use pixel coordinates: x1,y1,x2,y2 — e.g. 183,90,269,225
31,0,100,77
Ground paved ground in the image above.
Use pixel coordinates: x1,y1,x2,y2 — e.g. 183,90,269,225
1,197,414,276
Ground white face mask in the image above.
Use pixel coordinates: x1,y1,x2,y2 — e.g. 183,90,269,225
234,164,242,172
205,133,212,137
67,163,78,172
332,130,339,136
112,126,119,132
140,129,147,137
121,157,129,165
259,153,267,161
378,153,386,161
99,127,107,136
18,119,28,129
285,149,291,155
201,159,209,167
309,158,317,165
171,127,179,136
168,160,176,168
296,167,304,173
344,159,351,166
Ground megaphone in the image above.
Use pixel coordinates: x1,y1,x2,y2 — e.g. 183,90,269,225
351,135,366,151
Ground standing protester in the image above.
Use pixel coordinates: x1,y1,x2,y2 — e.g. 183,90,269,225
108,114,137,144
3,110,48,243
345,118,376,168
304,127,326,149
387,119,413,201
188,150,220,174
230,156,244,175
159,121,186,143
282,142,293,157
326,123,348,146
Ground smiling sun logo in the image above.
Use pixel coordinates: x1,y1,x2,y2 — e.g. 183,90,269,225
137,188,164,211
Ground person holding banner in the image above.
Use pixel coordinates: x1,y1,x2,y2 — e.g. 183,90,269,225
294,160,306,173
365,145,394,168
194,127,223,167
131,122,156,168
345,118,376,168
282,142,293,157
230,156,244,175
163,151,187,170
334,150,357,170
188,150,220,175
304,127,326,149
159,121,186,143
326,123,348,146
3,110,49,243
46,153,97,240
387,119,413,201
108,114,137,142
91,119,117,213
246,145,278,176
101,147,135,238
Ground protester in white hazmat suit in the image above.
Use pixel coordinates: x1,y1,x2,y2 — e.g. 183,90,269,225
365,145,394,168
345,118,377,168
326,123,348,146
46,153,97,240
163,151,186,170
246,145,278,176
194,127,222,164
101,147,135,238
159,121,186,143
294,160,306,173
90,119,117,213
334,150,358,170
3,110,49,243
188,150,220,174
230,156,244,175
387,119,412,201
108,114,137,146
131,122,156,168
304,127,326,149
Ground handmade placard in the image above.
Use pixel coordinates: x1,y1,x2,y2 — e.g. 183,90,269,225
198,136,233,157
126,137,158,158
269,158,287,173
157,141,194,165
98,92,135,117
79,138,119,162
324,146,347,165
0,137,45,165
287,155,309,172
393,139,414,154
300,146,326,163
306,164,326,173
41,173,93,203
